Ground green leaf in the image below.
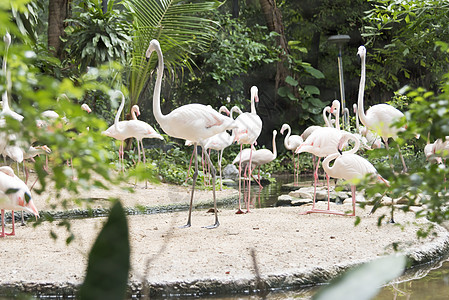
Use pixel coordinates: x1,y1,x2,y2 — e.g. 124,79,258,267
309,97,325,107
303,65,325,79
277,86,290,97
313,255,406,300
285,75,299,87
304,85,320,96
78,201,130,300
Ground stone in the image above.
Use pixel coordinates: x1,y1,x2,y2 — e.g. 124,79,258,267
276,195,293,206
289,187,314,199
223,164,239,180
291,198,313,206
221,179,237,186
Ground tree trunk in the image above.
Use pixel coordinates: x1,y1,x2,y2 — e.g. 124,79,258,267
232,0,239,18
48,0,69,59
259,0,291,98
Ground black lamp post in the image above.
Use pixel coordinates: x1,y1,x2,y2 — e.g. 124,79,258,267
328,34,351,130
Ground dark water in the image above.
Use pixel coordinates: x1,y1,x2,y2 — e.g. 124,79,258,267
220,174,449,300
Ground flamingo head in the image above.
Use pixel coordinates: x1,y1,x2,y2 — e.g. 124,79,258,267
39,145,52,154
218,106,230,116
280,124,288,135
81,103,92,113
250,86,259,103
357,45,366,59
132,105,141,117
330,100,340,114
145,39,160,61
18,192,40,219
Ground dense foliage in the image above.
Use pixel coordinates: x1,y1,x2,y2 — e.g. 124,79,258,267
4,0,449,298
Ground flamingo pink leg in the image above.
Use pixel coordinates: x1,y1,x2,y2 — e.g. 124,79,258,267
1,210,15,237
1,209,5,237
201,145,219,228
296,153,300,185
245,144,255,213
185,147,195,184
236,144,245,214
183,144,199,228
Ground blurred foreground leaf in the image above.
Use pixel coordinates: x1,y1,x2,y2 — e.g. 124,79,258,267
78,200,130,300
313,255,406,300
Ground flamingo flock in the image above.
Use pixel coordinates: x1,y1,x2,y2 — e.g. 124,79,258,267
1,35,418,235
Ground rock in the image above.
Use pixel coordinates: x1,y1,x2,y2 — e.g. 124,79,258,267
291,198,313,206
289,187,314,199
276,195,293,206
223,164,239,180
221,179,237,186
382,196,393,205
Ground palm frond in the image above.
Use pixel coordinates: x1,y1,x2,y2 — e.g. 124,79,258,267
127,0,221,105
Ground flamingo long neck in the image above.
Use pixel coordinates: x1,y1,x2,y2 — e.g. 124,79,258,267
131,106,138,120
357,52,369,128
230,106,241,119
2,91,11,113
354,104,360,131
322,152,340,177
341,133,361,154
114,92,125,133
283,125,291,149
250,93,257,114
152,45,166,124
323,107,332,127
272,132,277,159
335,106,340,130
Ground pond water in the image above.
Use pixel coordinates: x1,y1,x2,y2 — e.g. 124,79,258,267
216,173,449,300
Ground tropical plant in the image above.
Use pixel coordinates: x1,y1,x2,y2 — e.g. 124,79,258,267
64,0,133,73
126,0,221,106
175,12,279,108
277,41,327,125
362,0,449,99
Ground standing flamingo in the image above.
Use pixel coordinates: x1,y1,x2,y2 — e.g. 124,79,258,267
146,39,237,228
203,107,239,191
0,166,39,237
330,100,341,130
357,45,407,172
233,130,277,210
184,106,233,186
103,92,163,172
128,104,164,164
280,124,303,186
295,127,347,214
353,103,382,149
233,86,263,214
320,132,389,216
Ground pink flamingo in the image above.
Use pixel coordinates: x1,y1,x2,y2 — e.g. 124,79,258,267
357,45,407,172
233,86,263,214
0,166,39,237
295,126,347,214
128,104,164,164
322,132,389,216
280,124,303,186
146,39,237,228
353,103,382,149
102,92,163,171
203,107,240,191
185,106,233,186
234,130,277,209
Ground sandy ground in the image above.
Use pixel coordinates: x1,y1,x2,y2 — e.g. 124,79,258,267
1,174,449,298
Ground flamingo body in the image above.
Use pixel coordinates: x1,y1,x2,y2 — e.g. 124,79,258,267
0,166,39,237
146,39,237,228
